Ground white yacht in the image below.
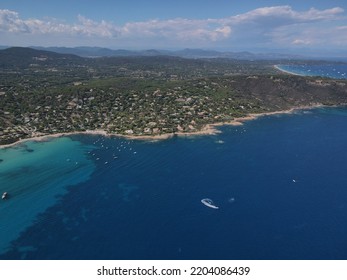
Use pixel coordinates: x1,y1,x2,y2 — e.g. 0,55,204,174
201,198,219,209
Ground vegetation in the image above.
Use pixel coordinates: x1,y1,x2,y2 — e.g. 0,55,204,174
1,47,347,145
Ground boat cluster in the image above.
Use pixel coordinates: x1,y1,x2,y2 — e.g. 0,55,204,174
87,137,137,164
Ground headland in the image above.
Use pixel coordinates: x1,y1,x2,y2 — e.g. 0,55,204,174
1,48,347,147
0,104,325,149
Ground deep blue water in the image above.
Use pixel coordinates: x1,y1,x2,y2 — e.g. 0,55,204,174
1,107,347,260
278,64,347,79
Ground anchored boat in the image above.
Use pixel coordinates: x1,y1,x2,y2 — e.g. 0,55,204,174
2,192,8,200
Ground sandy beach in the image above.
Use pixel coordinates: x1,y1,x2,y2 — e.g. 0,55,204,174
273,64,304,76
0,104,325,149
0,130,109,149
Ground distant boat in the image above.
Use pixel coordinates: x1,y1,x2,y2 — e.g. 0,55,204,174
2,192,8,200
201,198,219,209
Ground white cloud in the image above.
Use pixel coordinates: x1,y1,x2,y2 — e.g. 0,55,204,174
292,39,312,45
218,6,346,50
119,18,231,42
0,9,120,38
228,6,344,25
74,15,120,37
0,9,30,33
0,6,346,49
267,22,347,50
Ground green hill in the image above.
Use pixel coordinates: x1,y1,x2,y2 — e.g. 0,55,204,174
0,47,84,68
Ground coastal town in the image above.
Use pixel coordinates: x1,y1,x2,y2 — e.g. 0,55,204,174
1,47,347,145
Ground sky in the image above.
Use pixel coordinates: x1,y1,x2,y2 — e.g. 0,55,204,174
1,0,347,55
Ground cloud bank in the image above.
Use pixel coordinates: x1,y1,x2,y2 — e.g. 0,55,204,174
0,6,345,49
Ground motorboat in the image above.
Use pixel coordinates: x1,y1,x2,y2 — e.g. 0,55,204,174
2,192,8,200
201,198,219,209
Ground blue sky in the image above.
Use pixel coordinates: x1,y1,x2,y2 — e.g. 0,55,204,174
1,1,347,55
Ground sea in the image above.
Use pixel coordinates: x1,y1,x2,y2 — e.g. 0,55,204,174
1,65,347,260
277,63,347,79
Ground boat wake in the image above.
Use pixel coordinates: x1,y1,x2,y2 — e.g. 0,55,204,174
201,198,219,209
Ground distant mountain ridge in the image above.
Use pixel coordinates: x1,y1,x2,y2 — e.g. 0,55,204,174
29,46,305,60
0,47,84,68
1,46,346,65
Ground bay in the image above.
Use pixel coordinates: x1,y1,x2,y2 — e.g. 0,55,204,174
277,64,347,79
1,107,347,259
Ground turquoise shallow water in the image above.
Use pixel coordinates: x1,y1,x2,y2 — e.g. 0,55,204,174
1,107,347,259
0,137,95,255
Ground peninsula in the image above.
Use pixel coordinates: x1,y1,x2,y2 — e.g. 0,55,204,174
1,47,347,146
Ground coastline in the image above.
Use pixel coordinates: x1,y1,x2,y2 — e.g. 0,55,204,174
210,104,324,128
273,64,305,76
0,104,324,149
